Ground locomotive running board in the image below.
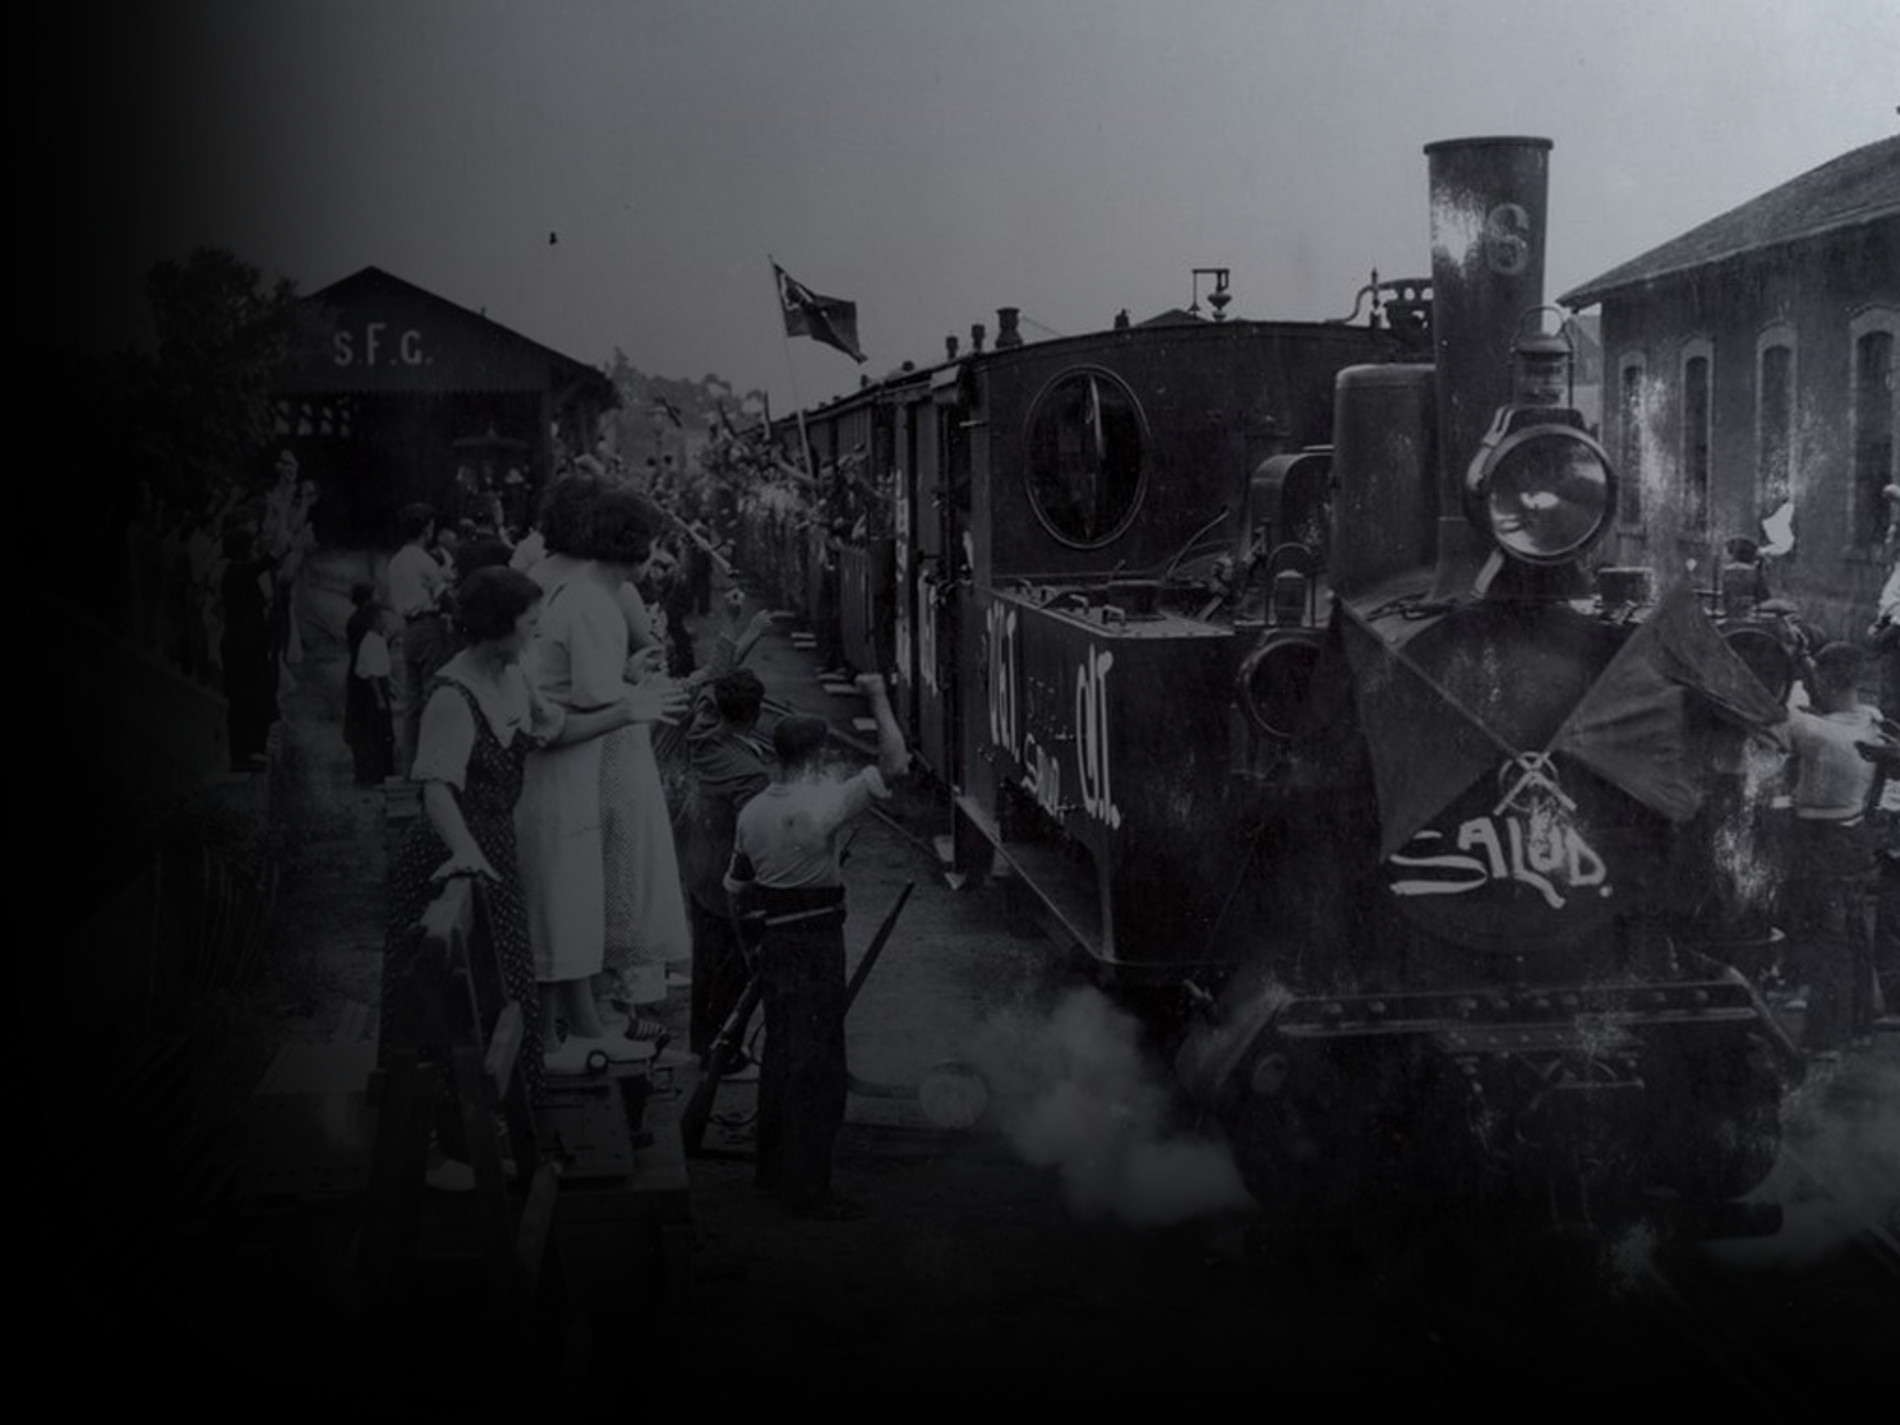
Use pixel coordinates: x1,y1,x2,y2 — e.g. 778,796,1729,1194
1272,979,1769,1042
956,794,1104,959
954,793,1229,983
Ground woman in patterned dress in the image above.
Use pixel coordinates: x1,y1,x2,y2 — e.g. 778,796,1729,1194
381,567,660,1168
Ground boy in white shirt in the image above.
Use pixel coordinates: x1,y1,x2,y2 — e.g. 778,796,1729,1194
1786,643,1895,1053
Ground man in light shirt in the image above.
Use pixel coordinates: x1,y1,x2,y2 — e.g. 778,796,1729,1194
1786,642,1894,1054
724,673,908,1220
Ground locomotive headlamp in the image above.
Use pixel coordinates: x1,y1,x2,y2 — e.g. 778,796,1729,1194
1465,409,1617,565
1237,628,1322,741
1510,306,1578,408
1512,331,1572,408
1450,306,1617,575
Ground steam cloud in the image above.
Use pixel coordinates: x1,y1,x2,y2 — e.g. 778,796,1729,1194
1760,1058,1900,1266
964,986,1254,1226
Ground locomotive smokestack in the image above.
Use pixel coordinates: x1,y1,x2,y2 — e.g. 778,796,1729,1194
1424,137,1552,595
996,307,1024,349
971,322,986,354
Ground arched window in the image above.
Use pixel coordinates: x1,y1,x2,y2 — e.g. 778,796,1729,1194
1754,324,1796,514
1849,308,1897,547
1615,351,1648,529
1680,338,1714,536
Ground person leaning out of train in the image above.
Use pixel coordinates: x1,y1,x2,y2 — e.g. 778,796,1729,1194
1784,641,1896,1056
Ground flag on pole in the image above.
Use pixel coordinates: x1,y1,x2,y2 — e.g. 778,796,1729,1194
773,262,866,363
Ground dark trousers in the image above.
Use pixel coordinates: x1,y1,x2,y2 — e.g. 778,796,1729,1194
1789,819,1877,1050
689,896,751,1060
755,911,848,1206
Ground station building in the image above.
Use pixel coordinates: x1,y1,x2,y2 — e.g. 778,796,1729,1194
270,266,616,544
1560,136,1900,640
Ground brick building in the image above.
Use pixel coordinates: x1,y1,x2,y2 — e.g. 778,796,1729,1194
1560,136,1899,639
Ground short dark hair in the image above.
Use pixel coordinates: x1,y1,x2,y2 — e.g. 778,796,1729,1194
1812,641,1865,692
772,713,829,770
576,485,654,566
398,502,435,542
455,537,516,581
538,473,606,555
711,669,765,726
454,566,541,643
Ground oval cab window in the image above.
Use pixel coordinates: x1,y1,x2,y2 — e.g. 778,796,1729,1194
1024,369,1148,547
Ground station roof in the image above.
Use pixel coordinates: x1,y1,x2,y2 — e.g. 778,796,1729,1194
1560,135,1900,308
277,265,616,403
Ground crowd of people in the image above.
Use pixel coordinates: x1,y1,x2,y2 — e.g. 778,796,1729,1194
373,452,906,1217
1768,487,1900,1058
119,447,323,767
112,420,1898,1220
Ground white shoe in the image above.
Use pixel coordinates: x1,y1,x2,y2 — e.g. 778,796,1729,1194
544,1038,607,1076
595,1033,658,1064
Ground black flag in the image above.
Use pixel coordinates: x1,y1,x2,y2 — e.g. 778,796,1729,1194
773,262,866,363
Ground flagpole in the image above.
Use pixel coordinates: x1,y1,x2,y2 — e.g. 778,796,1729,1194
769,256,819,489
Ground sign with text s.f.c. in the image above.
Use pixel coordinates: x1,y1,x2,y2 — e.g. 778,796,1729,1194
333,322,429,370
278,269,586,396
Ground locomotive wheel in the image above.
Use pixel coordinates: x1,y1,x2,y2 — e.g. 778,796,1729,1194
1221,1040,1372,1223
1639,1038,1782,1203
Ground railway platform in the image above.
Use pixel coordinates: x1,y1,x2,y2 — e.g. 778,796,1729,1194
214,545,966,1374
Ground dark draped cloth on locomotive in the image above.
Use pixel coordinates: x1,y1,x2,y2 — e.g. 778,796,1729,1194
1339,582,1791,862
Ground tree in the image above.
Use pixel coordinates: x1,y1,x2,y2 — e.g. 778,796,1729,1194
132,247,332,511
148,249,331,477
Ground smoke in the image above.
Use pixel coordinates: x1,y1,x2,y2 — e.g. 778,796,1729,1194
962,985,1254,1227
1706,735,1792,923
1757,1058,1900,1266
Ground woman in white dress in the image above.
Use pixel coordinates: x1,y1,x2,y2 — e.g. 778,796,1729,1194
600,560,693,1027
515,476,687,1070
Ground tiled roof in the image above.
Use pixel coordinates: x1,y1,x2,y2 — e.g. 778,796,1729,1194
1560,135,1900,307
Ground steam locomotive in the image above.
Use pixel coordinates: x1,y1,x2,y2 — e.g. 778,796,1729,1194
737,137,1800,1240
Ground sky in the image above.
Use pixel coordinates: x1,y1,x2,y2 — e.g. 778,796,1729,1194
37,0,1900,412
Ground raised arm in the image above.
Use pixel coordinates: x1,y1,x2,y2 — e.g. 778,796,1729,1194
705,592,779,676
856,672,910,782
